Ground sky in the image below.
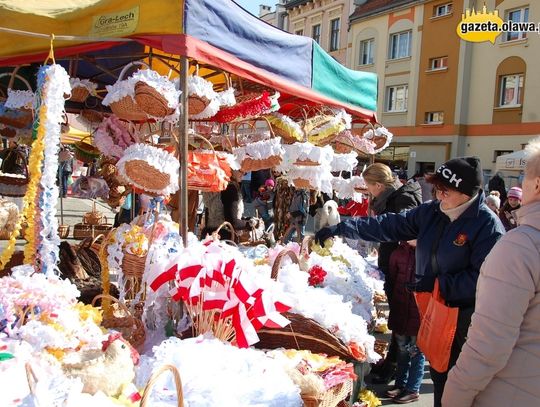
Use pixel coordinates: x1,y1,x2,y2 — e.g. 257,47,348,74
235,0,271,16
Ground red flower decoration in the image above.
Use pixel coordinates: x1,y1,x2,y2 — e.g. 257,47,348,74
308,265,327,287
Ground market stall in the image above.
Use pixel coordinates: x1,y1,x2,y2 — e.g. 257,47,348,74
0,1,391,405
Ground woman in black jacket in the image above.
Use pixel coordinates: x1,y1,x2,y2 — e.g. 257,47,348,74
316,157,505,406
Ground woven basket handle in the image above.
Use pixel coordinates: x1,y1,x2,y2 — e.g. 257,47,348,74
270,249,299,280
91,294,133,320
213,221,236,241
118,61,151,81
233,116,276,147
300,236,314,257
141,364,184,407
0,66,32,91
25,362,37,396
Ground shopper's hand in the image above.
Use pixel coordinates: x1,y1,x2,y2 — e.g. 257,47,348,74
314,225,339,245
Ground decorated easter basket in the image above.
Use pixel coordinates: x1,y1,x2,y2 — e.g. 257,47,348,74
68,78,97,103
187,134,231,192
0,69,34,129
91,294,146,350
361,122,393,153
116,143,180,196
133,69,180,119
105,61,150,122
232,118,283,172
0,151,29,197
254,250,359,363
265,112,304,144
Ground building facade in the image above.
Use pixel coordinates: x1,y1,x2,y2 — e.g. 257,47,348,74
259,1,290,30
349,0,539,184
285,0,356,64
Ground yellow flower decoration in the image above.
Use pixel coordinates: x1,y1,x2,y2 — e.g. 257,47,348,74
360,389,382,407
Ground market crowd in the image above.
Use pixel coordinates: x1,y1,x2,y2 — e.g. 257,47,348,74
312,137,540,407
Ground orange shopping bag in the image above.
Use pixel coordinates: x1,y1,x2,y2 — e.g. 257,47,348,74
416,279,458,373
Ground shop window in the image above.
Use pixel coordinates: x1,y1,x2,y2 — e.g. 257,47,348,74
504,7,529,42
312,24,321,44
359,38,374,65
499,74,524,107
389,30,411,59
429,56,448,71
425,111,444,124
434,3,452,17
330,18,340,51
385,85,408,112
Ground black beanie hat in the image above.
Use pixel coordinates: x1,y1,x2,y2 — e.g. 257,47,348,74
434,156,483,196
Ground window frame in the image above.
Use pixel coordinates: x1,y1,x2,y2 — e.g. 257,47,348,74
503,6,529,42
493,150,514,163
385,84,409,113
425,111,445,124
359,38,375,65
499,73,524,107
389,30,412,60
329,18,340,52
434,2,453,17
428,56,448,71
311,24,321,44
295,29,304,36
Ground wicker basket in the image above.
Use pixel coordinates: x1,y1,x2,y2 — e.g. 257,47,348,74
74,135,101,163
135,81,175,118
83,209,107,226
141,364,184,407
0,70,34,129
70,86,91,103
91,294,146,351
73,222,112,240
0,151,29,197
58,224,70,239
254,250,357,362
109,62,149,122
302,379,353,407
123,159,171,193
0,126,17,139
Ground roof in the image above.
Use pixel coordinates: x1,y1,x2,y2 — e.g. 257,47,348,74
349,0,419,22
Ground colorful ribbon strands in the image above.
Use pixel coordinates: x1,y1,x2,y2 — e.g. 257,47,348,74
149,240,291,348
0,64,69,274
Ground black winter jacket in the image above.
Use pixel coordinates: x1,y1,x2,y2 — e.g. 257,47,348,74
334,192,505,308
375,181,423,275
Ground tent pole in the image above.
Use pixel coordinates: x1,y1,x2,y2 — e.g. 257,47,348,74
178,56,189,247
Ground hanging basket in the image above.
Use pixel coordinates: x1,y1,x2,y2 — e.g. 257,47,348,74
232,118,283,172
187,134,231,192
0,150,29,197
134,81,175,118
361,122,393,153
106,62,150,122
0,69,34,129
74,135,101,163
58,224,70,239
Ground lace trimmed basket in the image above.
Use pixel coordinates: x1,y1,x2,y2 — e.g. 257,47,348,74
0,69,34,129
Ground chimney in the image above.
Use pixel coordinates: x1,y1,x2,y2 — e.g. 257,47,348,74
259,4,272,16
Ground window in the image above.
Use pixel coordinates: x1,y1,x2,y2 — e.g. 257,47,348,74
504,7,529,41
499,74,524,106
429,56,448,70
493,150,513,163
359,38,374,65
434,3,452,17
389,30,411,59
386,85,408,112
425,111,444,124
330,18,340,51
295,29,303,36
312,24,321,44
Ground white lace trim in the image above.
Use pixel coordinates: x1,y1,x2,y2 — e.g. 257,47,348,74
131,69,181,109
5,89,34,109
69,78,97,93
331,175,366,201
217,87,236,107
187,75,219,101
102,76,136,106
285,164,333,194
232,137,284,162
116,143,180,195
363,126,393,153
279,142,334,172
330,151,358,172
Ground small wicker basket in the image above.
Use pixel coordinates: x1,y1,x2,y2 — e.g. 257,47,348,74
109,62,149,122
302,379,353,407
135,81,175,118
91,294,146,351
140,364,184,407
70,86,90,103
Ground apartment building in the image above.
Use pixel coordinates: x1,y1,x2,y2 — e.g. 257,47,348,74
349,0,540,180
259,1,289,29
285,0,356,64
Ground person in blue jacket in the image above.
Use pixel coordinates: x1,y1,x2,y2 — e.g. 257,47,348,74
315,157,505,407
